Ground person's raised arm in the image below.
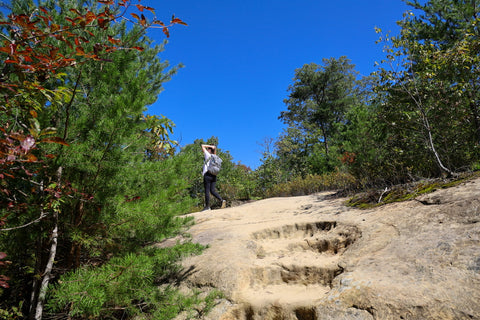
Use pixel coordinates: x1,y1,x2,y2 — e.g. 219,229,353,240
201,144,216,154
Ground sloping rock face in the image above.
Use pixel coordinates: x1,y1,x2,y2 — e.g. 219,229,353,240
174,178,480,320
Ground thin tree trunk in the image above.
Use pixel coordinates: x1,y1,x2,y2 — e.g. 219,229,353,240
32,167,62,320
421,113,455,176
401,58,455,176
33,212,58,320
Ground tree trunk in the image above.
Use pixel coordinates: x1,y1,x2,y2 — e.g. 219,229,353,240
33,213,58,320
422,114,454,176
31,167,62,320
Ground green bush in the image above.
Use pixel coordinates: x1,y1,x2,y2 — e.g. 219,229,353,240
46,243,206,319
265,170,358,197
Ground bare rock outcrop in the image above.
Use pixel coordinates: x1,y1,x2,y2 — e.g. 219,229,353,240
174,178,480,320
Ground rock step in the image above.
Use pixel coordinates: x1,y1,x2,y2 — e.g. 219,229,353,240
237,283,331,307
251,221,338,240
254,235,354,256
248,261,343,287
254,250,341,266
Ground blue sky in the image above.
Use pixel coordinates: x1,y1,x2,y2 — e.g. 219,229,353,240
142,0,411,169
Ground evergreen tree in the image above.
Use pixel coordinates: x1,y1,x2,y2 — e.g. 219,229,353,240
0,1,199,318
279,57,358,173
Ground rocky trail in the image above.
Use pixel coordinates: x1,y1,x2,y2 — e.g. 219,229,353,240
164,177,480,320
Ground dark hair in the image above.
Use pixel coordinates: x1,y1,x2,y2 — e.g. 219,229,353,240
207,147,214,153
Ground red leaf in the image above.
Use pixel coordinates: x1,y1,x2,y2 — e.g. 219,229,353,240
153,20,165,27
131,12,140,20
162,27,170,38
41,137,70,146
132,46,144,51
85,11,96,24
75,46,85,55
171,18,188,26
98,18,108,28
107,36,121,45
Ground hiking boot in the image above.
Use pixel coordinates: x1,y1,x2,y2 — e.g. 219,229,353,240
201,207,211,212
221,200,227,209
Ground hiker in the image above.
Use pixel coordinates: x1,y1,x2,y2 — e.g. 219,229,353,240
201,144,226,211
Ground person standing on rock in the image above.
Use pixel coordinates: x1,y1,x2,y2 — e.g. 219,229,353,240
201,144,226,211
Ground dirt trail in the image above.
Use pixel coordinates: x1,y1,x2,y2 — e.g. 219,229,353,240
169,178,480,320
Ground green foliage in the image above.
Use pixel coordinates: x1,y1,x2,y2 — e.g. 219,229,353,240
46,243,205,319
372,0,480,178
265,171,358,198
0,1,201,319
279,57,359,174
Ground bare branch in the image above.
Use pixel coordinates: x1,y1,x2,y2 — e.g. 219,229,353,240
0,209,48,232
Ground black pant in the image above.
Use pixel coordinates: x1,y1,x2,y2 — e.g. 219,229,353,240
203,172,222,208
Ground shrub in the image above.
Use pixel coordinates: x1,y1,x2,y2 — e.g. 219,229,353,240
265,170,358,197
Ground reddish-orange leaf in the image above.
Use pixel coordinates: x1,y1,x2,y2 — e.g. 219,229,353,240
162,27,170,38
107,35,121,45
85,11,96,24
153,20,165,26
98,18,108,28
26,153,38,162
29,110,38,118
145,6,155,14
172,18,188,26
131,12,140,20
69,8,81,15
75,46,85,55
50,47,59,58
3,172,14,179
41,137,70,146
132,46,144,51
98,0,114,4
140,14,146,26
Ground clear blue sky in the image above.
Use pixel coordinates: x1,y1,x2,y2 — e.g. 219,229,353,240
142,0,411,169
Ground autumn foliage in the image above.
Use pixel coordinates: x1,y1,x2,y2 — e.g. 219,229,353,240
0,1,186,317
